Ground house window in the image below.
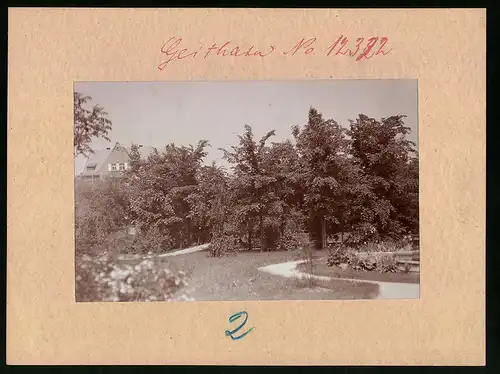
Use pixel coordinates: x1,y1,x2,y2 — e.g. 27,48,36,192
86,163,97,171
111,164,117,171
119,163,125,171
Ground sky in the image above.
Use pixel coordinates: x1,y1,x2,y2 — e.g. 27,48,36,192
74,80,418,174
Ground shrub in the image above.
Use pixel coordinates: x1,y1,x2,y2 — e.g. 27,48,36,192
97,230,135,256
302,245,315,278
75,253,189,302
78,227,175,257
75,180,130,255
277,229,311,252
343,223,379,248
327,243,402,273
96,225,175,256
277,233,298,251
208,232,239,257
123,227,174,255
377,255,399,273
343,223,416,250
356,239,412,253
327,243,349,267
349,255,377,271
294,232,315,285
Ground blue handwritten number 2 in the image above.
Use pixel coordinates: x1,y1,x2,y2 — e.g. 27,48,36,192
225,311,254,340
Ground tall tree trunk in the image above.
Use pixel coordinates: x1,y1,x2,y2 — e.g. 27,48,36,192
247,219,253,251
279,218,285,249
260,212,265,252
187,218,191,247
340,212,344,244
174,228,181,249
321,216,326,250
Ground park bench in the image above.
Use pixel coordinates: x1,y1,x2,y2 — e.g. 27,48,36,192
395,250,420,273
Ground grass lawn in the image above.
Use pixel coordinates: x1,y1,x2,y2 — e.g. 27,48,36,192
297,257,420,284
117,249,379,301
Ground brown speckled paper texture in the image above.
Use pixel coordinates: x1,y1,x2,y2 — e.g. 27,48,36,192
7,8,486,365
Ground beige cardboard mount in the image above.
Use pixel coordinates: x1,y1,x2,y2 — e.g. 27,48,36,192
7,8,485,365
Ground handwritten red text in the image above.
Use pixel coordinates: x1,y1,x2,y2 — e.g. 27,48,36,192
157,36,392,69
158,37,276,69
325,35,392,61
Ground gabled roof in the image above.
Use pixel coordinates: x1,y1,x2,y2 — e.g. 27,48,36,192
79,142,157,176
80,148,113,176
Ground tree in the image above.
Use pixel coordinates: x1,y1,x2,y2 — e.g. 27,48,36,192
74,92,112,157
220,125,276,251
186,162,229,244
125,140,210,249
293,107,350,249
391,153,419,235
264,140,306,249
75,178,130,253
347,114,418,241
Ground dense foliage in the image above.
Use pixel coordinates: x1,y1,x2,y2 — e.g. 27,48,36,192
74,92,113,157
76,107,418,257
75,254,190,302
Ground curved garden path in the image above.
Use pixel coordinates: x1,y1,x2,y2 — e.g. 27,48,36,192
157,243,210,257
118,243,209,261
118,244,418,300
258,260,420,299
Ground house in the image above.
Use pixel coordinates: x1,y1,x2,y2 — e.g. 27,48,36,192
78,142,155,183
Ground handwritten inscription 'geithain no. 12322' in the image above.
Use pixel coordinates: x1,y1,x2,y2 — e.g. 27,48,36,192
157,36,392,70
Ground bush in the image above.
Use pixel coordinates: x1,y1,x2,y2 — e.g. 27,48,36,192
95,230,134,256
376,254,400,273
327,243,401,273
327,243,349,267
121,227,174,255
349,255,377,271
208,232,240,257
343,223,379,248
343,223,415,250
356,239,412,253
76,227,175,258
75,253,190,302
293,231,315,286
75,180,130,255
278,229,311,252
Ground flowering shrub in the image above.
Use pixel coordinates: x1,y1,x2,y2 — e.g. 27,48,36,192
356,239,412,253
75,254,190,302
327,244,400,273
348,255,377,271
375,254,400,273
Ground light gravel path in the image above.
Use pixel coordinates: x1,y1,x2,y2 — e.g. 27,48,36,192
156,243,210,257
258,260,420,300
118,243,209,261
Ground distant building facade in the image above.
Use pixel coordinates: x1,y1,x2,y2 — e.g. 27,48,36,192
78,142,155,183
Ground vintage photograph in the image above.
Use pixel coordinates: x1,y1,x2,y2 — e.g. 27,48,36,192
74,80,419,302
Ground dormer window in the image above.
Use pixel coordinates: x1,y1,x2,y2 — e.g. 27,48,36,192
86,164,97,171
111,164,117,171
119,163,125,171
